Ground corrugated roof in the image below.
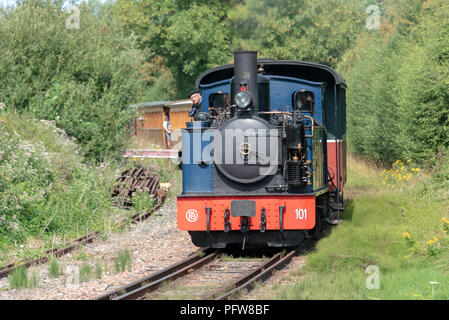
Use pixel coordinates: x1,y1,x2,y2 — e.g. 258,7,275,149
128,101,170,109
129,99,193,110
167,99,193,106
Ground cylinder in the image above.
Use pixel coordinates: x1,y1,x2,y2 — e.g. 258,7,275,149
233,51,258,110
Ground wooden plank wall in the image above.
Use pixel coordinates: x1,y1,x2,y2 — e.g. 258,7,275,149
136,109,164,147
135,107,190,149
170,110,190,150
170,110,190,130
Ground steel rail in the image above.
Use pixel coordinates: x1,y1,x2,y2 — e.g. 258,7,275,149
210,239,313,300
0,199,165,279
0,232,98,279
103,250,217,300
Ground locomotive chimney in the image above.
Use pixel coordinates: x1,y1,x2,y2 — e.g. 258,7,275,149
233,51,258,111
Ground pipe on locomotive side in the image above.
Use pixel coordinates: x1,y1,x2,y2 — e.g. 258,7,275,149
233,50,259,111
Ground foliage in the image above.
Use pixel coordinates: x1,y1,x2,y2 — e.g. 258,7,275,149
113,0,232,95
381,159,421,189
95,261,103,279
0,112,133,250
0,0,148,161
79,263,93,282
341,0,449,165
254,0,366,67
393,0,449,163
48,258,62,278
0,118,54,242
131,190,156,214
8,266,40,289
266,156,449,300
114,249,132,273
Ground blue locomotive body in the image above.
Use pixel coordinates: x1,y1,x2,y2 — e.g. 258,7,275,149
178,51,346,248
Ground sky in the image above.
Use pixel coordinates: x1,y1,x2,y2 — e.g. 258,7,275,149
0,0,110,8
0,0,15,7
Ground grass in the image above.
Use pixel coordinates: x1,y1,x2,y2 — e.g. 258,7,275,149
0,111,176,267
8,267,40,289
79,264,93,283
0,112,133,260
95,261,103,279
48,258,61,278
264,155,449,300
114,249,132,273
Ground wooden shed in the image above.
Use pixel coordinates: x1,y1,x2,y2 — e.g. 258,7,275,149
130,99,192,149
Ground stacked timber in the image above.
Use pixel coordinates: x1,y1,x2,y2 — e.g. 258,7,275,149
112,166,165,207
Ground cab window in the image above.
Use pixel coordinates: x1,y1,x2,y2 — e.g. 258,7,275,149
293,91,314,114
209,92,230,113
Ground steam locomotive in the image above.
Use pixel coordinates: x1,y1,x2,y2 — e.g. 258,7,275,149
177,51,346,248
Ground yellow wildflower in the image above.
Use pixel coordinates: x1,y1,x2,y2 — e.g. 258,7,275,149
402,232,410,239
441,218,449,224
427,239,434,246
393,160,401,166
407,159,412,163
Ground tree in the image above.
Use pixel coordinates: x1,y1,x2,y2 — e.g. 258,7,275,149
394,0,449,162
114,0,233,96
340,0,449,165
255,0,366,67
0,0,148,161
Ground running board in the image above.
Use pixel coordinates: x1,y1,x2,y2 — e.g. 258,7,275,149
325,218,342,225
329,199,344,211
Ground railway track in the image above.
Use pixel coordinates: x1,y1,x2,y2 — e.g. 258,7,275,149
0,232,98,279
0,199,165,280
96,239,314,301
209,241,313,300
97,249,217,300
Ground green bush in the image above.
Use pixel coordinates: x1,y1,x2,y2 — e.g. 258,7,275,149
341,0,449,166
0,120,54,243
0,0,147,161
341,34,402,164
393,1,449,163
0,112,132,248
